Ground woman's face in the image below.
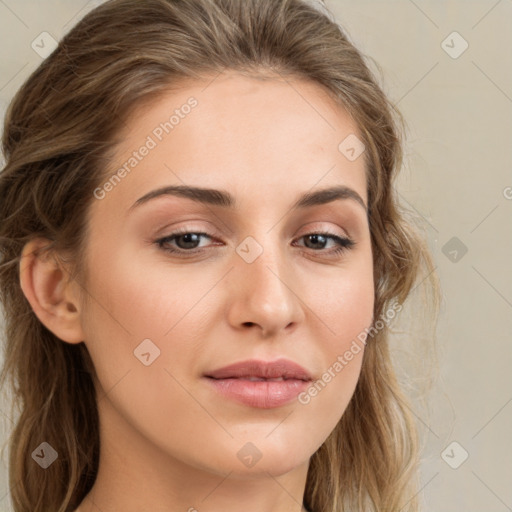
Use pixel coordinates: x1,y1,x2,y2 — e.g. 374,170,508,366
80,71,374,478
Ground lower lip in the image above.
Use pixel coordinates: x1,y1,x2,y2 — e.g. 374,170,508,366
204,377,310,409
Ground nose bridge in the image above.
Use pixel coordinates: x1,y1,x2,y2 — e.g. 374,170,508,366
245,240,288,303
228,229,303,335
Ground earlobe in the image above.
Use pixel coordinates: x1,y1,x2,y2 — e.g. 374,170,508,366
19,238,85,344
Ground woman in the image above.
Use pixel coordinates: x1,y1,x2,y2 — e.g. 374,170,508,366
0,0,440,511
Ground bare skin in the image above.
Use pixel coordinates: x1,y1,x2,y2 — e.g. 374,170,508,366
20,71,374,512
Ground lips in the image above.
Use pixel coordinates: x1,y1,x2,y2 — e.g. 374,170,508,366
203,358,313,408
204,358,313,382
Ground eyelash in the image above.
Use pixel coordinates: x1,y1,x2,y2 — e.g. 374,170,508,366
155,227,356,259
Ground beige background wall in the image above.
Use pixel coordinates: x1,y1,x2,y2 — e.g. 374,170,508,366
1,1,511,510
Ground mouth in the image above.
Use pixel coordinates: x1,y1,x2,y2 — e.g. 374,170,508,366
203,358,313,409
204,358,313,382
207,376,308,382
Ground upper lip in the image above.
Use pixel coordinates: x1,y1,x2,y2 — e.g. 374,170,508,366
204,358,312,381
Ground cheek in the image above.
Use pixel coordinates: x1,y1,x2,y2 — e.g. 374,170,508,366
82,239,205,342
296,254,374,429
307,248,375,347
77,249,214,459
77,241,187,395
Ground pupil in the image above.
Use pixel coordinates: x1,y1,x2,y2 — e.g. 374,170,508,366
178,233,200,249
306,234,326,249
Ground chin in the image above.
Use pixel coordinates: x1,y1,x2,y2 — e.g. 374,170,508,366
217,437,312,477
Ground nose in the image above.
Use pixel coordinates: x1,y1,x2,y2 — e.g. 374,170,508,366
226,241,305,338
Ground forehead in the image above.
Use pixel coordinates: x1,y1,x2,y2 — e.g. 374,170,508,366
95,71,367,217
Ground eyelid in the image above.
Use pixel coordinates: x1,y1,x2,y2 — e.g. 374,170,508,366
295,221,351,240
152,218,221,237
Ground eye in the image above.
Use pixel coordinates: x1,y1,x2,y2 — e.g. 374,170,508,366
155,228,217,255
292,232,355,257
154,228,355,258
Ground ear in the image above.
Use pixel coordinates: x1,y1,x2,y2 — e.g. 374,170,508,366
19,238,86,344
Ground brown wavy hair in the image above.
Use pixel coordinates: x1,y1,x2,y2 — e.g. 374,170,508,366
0,0,440,510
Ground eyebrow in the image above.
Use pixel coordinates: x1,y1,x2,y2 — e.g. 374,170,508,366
129,184,367,214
